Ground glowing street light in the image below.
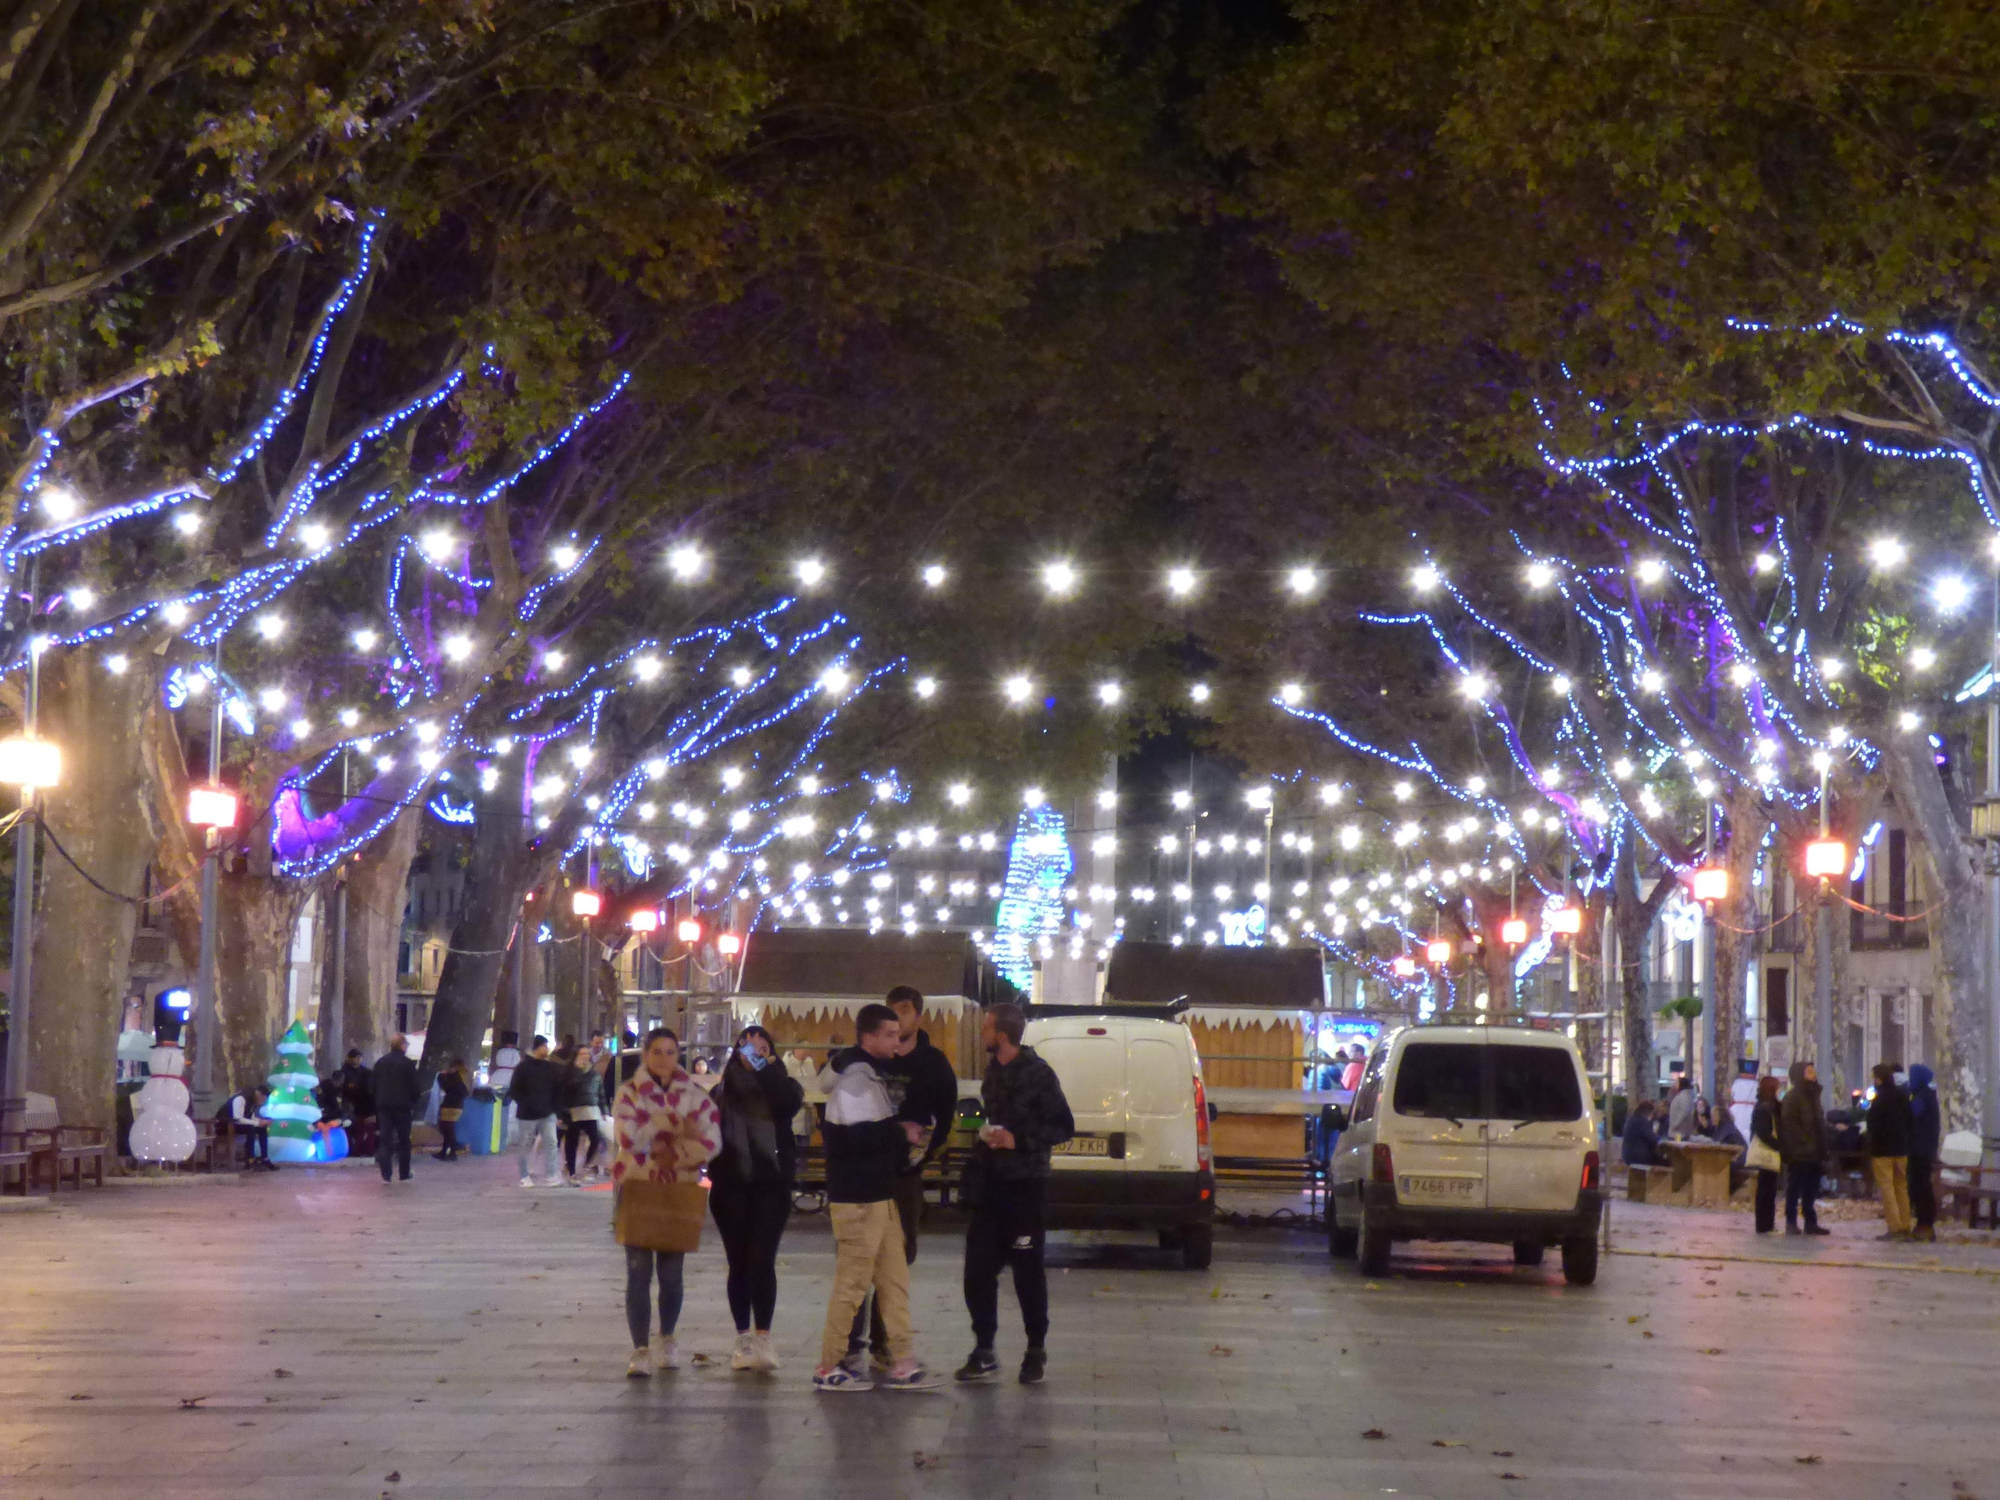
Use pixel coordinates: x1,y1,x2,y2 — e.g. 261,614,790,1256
572,889,602,918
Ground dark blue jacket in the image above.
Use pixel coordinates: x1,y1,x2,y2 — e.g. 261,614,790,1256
1621,1108,1662,1167
1907,1064,1941,1161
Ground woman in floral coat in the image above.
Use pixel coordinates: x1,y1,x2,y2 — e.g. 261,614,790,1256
612,1027,722,1377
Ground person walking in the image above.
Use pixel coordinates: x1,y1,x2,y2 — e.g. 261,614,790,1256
1907,1063,1941,1243
1866,1062,1914,1241
844,985,960,1375
433,1057,471,1161
1779,1061,1832,1236
559,1044,606,1184
372,1034,420,1184
956,1002,1075,1386
1748,1075,1783,1234
611,1028,722,1378
813,1003,937,1392
509,1036,561,1187
710,1024,806,1373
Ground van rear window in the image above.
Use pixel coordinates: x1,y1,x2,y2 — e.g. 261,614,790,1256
1491,1047,1583,1122
1391,1043,1484,1120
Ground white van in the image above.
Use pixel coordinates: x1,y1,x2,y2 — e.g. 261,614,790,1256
1021,1011,1217,1269
1326,1024,1603,1283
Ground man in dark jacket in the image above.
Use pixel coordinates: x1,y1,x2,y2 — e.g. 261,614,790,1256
1866,1062,1914,1241
846,985,961,1371
507,1036,561,1187
1778,1061,1832,1235
956,1002,1074,1387
814,1003,935,1391
371,1034,420,1184
1906,1063,1941,1242
1621,1098,1663,1167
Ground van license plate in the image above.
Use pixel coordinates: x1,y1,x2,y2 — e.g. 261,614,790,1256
1054,1136,1110,1157
1400,1175,1479,1199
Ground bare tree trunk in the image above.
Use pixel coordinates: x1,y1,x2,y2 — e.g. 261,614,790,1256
1614,848,1661,1101
420,816,537,1081
339,803,421,1065
210,867,307,1095
26,650,160,1136
1884,737,1988,1135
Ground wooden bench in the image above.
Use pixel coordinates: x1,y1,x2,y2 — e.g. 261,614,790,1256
1,1131,37,1195
1939,1165,2000,1229
31,1126,108,1190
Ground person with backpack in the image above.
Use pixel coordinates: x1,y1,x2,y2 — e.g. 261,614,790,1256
956,1002,1075,1386
813,1003,939,1392
508,1036,562,1187
709,1024,805,1373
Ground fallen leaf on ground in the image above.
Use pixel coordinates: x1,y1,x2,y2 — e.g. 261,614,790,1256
1491,1451,1514,1458
1795,1455,1822,1465
911,1452,939,1469
1700,1348,1725,1356
179,1396,209,1409
1641,1330,1655,1338
1627,1315,1645,1324
1361,1429,1387,1440
1432,1439,1464,1448
1498,1472,1525,1481
1209,1345,1233,1357
384,1472,400,1482
67,1394,91,1402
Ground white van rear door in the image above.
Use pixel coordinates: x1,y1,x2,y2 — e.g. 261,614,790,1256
1483,1037,1590,1212
1124,1033,1195,1172
1384,1038,1487,1210
1032,1028,1126,1174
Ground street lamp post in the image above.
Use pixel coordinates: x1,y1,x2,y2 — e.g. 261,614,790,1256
324,750,348,1074
189,671,230,1115
0,598,54,1120
1805,754,1845,1092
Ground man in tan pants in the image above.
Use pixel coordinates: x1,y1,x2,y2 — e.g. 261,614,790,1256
813,1003,938,1390
1866,1063,1914,1241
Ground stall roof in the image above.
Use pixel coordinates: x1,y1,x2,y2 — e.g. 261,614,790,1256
1104,941,1326,1010
736,929,1016,1005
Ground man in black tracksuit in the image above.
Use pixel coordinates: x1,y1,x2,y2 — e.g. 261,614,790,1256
956,1002,1073,1386
371,1034,420,1184
847,985,960,1370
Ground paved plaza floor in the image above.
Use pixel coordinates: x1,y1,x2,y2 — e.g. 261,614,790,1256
4,1158,1998,1499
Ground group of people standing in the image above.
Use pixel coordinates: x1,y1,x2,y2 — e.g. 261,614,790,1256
1627,1060,1944,1240
576,987,1074,1390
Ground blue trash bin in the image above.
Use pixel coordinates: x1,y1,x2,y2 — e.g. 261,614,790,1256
460,1096,498,1156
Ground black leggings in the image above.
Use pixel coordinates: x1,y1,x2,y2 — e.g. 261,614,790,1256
709,1180,792,1332
564,1119,602,1176
438,1116,460,1156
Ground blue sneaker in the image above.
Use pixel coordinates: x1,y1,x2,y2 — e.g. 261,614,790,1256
814,1364,874,1392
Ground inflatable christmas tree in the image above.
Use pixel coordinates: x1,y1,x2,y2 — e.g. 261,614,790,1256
264,1020,321,1163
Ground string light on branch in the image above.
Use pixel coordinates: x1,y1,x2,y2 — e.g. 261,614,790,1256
1278,682,1305,706
1164,565,1198,598
1908,646,1937,671
1410,563,1442,593
419,528,457,563
442,636,472,662
913,675,938,699
1933,575,1973,612
666,544,706,581
352,627,379,651
1096,681,1124,706
1189,681,1211,704
1525,560,1556,590
921,563,948,589
1040,560,1079,597
1868,536,1907,570
254,614,286,641
1633,557,1667,585
1285,566,1319,597
1001,673,1034,705
794,557,827,588
550,543,580,570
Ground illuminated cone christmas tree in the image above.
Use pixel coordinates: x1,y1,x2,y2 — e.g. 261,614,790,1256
264,1020,321,1163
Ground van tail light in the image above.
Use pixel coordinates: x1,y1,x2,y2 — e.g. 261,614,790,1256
1581,1150,1601,1192
1371,1143,1394,1184
1193,1075,1213,1169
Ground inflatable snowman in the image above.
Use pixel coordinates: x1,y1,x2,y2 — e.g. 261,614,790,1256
129,1038,197,1163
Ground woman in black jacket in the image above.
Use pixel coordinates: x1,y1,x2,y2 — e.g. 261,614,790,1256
709,1024,805,1374
433,1059,471,1161
1748,1075,1782,1233
557,1046,606,1183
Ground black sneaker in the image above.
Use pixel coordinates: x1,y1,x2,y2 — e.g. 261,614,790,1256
1018,1347,1046,1385
954,1348,1000,1384
1804,1225,1831,1236
1784,1224,1802,1235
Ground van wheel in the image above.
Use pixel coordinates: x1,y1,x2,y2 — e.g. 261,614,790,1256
1180,1222,1214,1270
1560,1234,1599,1285
1157,1229,1181,1251
1357,1213,1392,1277
1329,1212,1358,1258
1512,1240,1545,1266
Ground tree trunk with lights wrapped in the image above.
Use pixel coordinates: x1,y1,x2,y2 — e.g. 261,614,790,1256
336,803,423,1065
1883,737,1987,1135
1612,844,1675,1101
1708,788,1770,1095
26,651,162,1136
419,792,545,1082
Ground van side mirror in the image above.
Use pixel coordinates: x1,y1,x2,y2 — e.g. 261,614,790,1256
1206,1100,1218,1125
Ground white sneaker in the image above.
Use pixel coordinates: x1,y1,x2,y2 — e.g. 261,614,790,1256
651,1335,679,1371
625,1347,651,1379
520,1175,534,1188
753,1331,781,1373
731,1333,757,1372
